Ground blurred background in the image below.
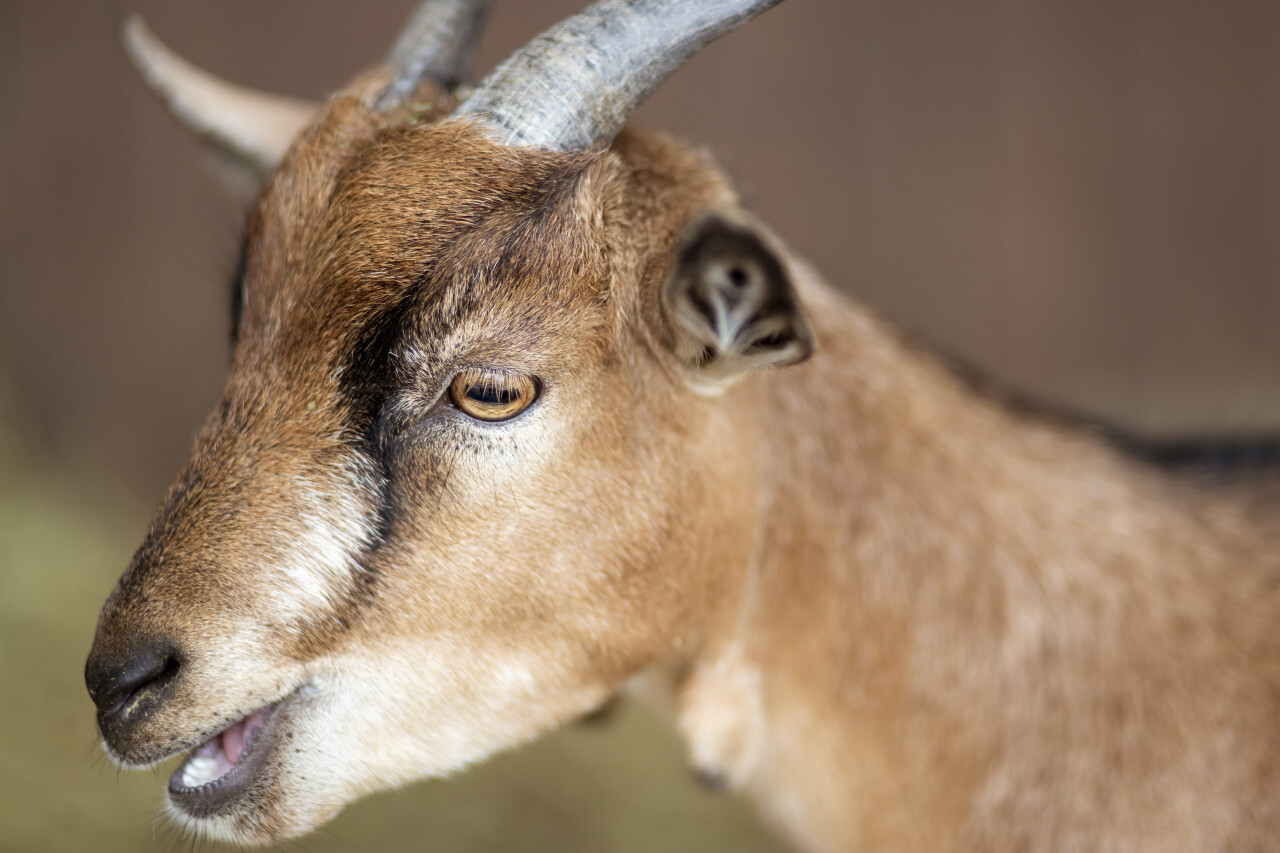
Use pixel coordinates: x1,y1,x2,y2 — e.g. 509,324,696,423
1,1,1277,850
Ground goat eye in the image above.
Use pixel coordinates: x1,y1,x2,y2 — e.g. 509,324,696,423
448,369,540,422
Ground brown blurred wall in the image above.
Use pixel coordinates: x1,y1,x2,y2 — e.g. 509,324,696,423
2,0,1278,504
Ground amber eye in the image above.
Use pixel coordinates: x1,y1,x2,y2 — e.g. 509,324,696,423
448,369,540,422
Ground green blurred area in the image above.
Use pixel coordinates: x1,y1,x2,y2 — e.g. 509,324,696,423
0,394,785,853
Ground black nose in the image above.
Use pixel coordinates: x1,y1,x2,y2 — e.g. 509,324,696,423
85,638,181,720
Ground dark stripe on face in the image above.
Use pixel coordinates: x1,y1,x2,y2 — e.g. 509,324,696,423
339,294,417,445
337,290,420,551
230,241,247,346
335,252,463,580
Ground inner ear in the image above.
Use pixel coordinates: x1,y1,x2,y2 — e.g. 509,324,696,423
662,210,815,382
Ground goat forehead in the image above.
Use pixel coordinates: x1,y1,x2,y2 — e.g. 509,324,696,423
246,118,610,369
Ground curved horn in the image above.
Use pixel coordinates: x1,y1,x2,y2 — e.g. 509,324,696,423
374,0,497,110
123,15,318,178
453,0,783,151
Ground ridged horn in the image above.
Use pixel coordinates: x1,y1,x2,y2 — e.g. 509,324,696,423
453,0,784,151
122,15,319,179
374,0,497,110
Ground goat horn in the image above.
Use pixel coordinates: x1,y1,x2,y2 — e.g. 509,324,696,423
453,0,783,151
375,0,497,110
122,15,319,179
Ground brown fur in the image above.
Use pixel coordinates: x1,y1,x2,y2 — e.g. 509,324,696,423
89,78,1280,852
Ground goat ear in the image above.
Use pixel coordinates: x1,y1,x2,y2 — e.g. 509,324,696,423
662,210,815,383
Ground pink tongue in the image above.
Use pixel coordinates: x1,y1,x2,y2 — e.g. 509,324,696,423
221,708,267,766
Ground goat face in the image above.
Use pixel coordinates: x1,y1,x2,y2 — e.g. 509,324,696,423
86,85,811,843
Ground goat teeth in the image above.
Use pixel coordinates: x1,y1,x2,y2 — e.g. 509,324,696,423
181,755,218,788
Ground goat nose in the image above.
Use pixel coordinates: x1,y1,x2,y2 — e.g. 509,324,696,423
85,639,181,718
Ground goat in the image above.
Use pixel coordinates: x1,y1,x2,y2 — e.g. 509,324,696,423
86,1,1280,850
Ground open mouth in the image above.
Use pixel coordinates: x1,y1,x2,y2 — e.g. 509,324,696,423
168,701,283,817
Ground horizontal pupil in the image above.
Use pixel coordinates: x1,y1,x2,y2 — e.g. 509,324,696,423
467,384,518,405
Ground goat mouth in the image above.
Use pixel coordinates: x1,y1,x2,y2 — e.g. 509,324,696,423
167,700,284,817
